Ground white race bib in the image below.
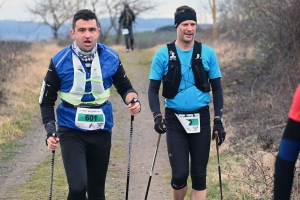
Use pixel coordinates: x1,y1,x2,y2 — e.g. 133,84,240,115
75,108,105,130
122,28,129,35
175,113,200,133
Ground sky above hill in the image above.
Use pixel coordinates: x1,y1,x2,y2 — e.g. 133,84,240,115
0,0,212,23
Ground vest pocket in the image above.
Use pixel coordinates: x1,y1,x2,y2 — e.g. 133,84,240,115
193,65,211,92
162,64,180,98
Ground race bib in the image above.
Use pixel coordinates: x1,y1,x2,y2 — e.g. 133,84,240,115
122,28,129,35
175,113,200,133
75,108,105,130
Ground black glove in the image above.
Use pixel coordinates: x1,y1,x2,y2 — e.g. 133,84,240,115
44,120,57,146
212,118,226,146
154,114,166,134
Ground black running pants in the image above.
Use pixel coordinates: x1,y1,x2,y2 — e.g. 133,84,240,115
165,106,211,191
59,127,111,200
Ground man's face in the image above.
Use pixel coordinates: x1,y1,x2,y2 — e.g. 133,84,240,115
70,19,100,52
176,20,196,44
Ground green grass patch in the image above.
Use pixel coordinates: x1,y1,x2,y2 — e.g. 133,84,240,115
0,139,25,162
6,150,69,200
0,118,33,161
0,88,40,162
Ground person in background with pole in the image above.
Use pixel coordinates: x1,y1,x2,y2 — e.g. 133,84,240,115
274,84,300,200
119,3,135,52
39,9,141,200
147,5,226,200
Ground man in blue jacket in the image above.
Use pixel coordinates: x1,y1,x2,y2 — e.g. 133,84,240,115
39,9,141,200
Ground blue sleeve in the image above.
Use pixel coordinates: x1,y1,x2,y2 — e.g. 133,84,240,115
148,46,168,80
202,45,221,79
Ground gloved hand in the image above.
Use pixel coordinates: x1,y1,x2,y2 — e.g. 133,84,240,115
212,118,226,146
154,114,166,134
44,120,57,146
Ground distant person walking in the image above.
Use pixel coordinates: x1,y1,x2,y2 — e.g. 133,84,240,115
147,5,226,200
119,3,135,52
274,84,300,200
39,9,141,200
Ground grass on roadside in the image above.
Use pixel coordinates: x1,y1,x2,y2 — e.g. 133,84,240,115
0,81,41,162
6,151,69,200
0,43,60,162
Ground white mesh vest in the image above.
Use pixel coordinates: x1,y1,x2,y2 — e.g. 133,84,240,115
60,51,110,105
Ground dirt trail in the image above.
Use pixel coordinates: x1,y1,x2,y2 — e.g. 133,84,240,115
0,45,172,200
0,117,48,199
105,47,172,200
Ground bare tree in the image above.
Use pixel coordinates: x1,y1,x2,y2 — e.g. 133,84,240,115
89,0,158,44
89,0,122,43
26,0,157,42
0,0,8,8
27,0,78,39
75,0,89,11
208,0,217,39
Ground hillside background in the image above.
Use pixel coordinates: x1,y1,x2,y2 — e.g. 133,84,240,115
0,18,212,41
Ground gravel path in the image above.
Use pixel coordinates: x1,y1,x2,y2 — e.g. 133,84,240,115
105,48,172,200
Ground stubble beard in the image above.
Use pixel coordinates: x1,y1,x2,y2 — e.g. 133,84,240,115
181,34,194,44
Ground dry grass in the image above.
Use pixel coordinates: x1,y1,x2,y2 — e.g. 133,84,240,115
201,39,254,66
0,43,61,145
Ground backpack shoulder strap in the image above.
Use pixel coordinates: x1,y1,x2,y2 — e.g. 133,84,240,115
192,40,202,65
166,41,180,68
167,41,178,60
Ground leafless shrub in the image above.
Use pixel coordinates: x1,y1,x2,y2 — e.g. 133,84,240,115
240,151,275,199
217,0,300,150
0,40,32,106
225,149,300,199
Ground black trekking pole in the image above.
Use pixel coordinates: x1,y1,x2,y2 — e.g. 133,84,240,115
125,116,134,200
49,133,56,200
144,134,161,200
215,133,223,200
49,150,55,200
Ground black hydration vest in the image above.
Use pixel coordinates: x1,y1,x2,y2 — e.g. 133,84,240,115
162,41,211,99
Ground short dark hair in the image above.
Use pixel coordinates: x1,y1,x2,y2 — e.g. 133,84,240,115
72,9,99,30
174,5,196,17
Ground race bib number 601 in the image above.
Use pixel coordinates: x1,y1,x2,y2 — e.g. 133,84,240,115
75,108,105,130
